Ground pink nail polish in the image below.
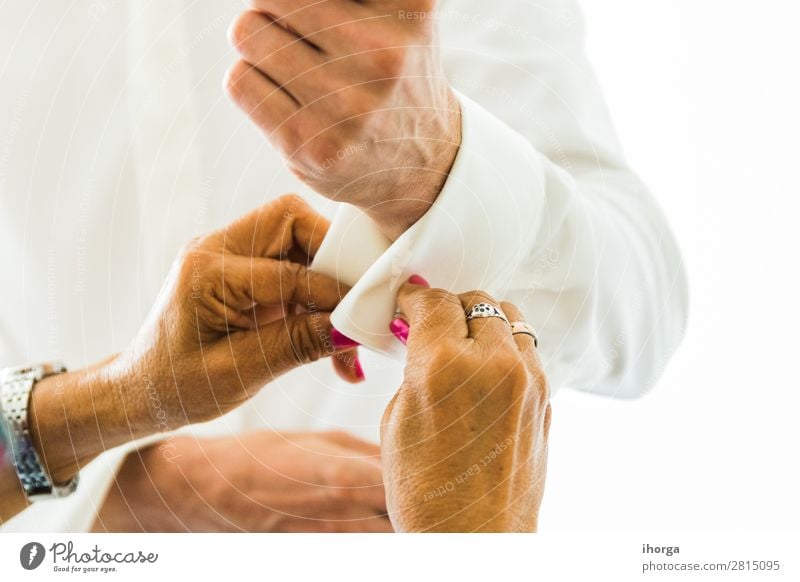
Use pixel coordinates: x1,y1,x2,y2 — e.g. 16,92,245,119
389,318,410,345
331,328,359,350
354,358,365,381
408,274,430,287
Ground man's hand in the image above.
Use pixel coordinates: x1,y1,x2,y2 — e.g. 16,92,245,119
225,0,461,240
93,431,392,533
381,279,551,532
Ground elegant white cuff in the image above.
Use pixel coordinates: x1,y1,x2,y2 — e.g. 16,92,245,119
311,91,544,359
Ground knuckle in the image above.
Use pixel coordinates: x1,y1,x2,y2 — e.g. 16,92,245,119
177,244,210,281
275,118,306,156
227,11,259,52
471,349,532,396
176,248,221,309
223,60,251,101
370,45,409,78
402,287,462,337
461,289,499,308
308,132,344,164
410,287,460,319
289,315,324,364
276,192,305,213
281,260,303,288
500,300,521,319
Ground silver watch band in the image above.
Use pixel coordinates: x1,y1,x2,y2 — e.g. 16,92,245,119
0,363,79,501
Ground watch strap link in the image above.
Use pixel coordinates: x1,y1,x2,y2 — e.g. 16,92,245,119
0,364,78,500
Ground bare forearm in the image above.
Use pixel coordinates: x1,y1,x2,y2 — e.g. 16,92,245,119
0,355,171,524
27,356,158,486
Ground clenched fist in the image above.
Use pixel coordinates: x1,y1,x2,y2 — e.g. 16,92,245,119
226,0,461,241
381,279,552,532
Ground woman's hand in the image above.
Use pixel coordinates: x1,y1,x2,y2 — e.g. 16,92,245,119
109,193,352,425
381,278,551,532
28,195,354,486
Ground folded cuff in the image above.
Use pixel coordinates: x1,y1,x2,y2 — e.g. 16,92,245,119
311,90,543,358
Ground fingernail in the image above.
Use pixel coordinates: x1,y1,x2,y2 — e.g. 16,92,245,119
408,274,430,287
354,357,365,382
389,318,410,345
331,328,359,350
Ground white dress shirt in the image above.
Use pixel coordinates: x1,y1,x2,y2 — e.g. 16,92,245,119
0,0,687,531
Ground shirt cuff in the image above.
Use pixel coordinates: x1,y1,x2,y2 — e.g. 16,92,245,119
311,90,544,359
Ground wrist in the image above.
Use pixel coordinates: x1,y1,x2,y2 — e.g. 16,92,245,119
0,466,29,523
27,356,150,485
365,90,462,241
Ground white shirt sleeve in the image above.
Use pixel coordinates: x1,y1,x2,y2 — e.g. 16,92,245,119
312,0,688,398
0,434,163,532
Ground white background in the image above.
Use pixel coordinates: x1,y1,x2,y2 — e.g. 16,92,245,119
1,532,797,581
1,3,799,581
542,1,800,530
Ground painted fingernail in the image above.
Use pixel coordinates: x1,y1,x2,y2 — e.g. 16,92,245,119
408,274,430,287
354,357,365,382
331,328,359,350
389,318,410,345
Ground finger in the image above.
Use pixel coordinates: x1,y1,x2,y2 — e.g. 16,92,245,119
229,11,326,104
253,311,346,376
459,290,514,346
217,310,344,391
500,301,536,353
500,301,546,384
249,0,371,52
217,255,345,312
331,349,365,384
225,58,300,134
283,195,331,258
205,194,330,260
396,283,467,350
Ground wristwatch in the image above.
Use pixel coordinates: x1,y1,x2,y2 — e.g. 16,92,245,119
0,362,79,501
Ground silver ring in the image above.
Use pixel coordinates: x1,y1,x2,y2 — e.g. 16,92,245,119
465,303,509,325
510,321,539,348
